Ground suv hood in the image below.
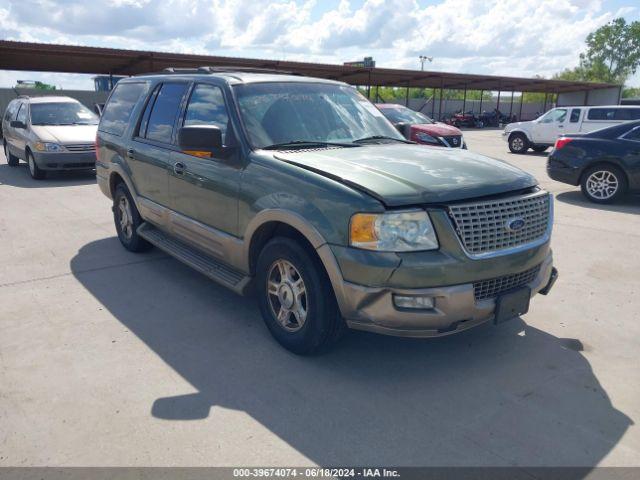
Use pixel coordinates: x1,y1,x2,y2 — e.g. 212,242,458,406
274,144,536,206
31,125,98,144
505,121,533,132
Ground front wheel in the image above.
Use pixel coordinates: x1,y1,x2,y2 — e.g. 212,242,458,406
256,237,345,355
508,133,529,154
27,152,46,180
4,141,19,167
580,165,627,204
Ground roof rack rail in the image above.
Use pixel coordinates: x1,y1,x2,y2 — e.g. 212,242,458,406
158,66,297,75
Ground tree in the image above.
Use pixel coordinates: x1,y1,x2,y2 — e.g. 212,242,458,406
622,86,640,98
555,18,640,84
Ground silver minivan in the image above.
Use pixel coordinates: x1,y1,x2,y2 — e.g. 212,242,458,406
2,96,98,179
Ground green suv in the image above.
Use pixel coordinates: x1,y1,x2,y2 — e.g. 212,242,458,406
96,67,558,354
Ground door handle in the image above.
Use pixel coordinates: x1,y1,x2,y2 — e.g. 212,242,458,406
126,148,135,159
173,162,185,175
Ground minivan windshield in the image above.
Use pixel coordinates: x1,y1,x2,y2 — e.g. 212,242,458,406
234,82,406,149
30,102,99,126
379,106,435,125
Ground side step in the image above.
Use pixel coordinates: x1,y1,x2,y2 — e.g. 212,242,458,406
138,223,251,295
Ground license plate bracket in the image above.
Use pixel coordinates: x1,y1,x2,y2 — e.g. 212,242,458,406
494,287,531,324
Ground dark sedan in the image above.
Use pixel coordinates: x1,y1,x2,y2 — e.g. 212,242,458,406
547,120,640,203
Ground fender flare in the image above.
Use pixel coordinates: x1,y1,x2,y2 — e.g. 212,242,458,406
507,129,533,143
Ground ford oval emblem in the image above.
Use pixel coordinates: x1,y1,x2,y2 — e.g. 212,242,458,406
506,218,526,232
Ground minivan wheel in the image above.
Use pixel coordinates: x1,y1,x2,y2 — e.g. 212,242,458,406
27,152,46,179
113,182,152,252
4,141,19,167
256,237,345,355
508,133,529,154
581,165,627,204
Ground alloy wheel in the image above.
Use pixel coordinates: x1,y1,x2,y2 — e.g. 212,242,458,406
118,195,134,240
266,259,308,332
511,137,524,151
586,170,619,200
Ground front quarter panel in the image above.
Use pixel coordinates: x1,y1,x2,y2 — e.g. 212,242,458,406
239,151,384,250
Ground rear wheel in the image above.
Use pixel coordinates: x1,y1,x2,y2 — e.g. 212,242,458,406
531,145,548,153
3,141,19,167
256,237,344,355
580,165,627,204
26,151,46,180
508,133,529,154
113,182,152,252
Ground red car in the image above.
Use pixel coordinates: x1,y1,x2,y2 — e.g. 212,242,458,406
376,103,467,149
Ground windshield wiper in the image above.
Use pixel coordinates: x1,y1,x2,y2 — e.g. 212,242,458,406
262,140,359,150
353,135,414,144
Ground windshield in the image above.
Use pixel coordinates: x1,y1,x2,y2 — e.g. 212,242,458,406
379,106,435,125
234,82,405,148
30,102,99,126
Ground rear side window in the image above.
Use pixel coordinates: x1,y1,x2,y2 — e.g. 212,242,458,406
570,109,581,123
183,84,230,139
615,108,640,120
624,127,640,141
145,83,189,144
100,82,146,136
587,108,616,121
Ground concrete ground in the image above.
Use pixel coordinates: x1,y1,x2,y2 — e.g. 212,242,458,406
0,130,639,469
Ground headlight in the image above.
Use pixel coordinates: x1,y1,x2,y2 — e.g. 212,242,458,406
350,210,439,252
415,132,438,144
34,142,66,152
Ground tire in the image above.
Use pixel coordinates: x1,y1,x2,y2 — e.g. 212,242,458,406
3,141,19,167
26,151,46,179
113,182,152,252
256,237,345,355
580,164,627,204
508,132,529,154
531,145,548,153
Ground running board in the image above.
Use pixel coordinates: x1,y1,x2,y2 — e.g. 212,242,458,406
138,223,251,295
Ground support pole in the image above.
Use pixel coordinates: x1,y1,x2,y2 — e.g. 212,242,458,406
462,85,467,114
543,92,548,113
496,88,501,113
375,85,379,103
479,90,484,114
509,91,514,118
431,88,436,118
406,85,410,107
519,91,524,121
438,78,444,121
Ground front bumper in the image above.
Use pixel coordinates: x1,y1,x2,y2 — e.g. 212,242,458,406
33,151,96,170
338,251,555,338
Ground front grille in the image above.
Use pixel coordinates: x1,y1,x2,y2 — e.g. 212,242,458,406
65,143,95,153
441,135,462,147
448,191,551,255
474,264,541,301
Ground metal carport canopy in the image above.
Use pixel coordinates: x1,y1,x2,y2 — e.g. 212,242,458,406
0,40,619,94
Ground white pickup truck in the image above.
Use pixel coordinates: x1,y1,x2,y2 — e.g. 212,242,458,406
503,105,640,153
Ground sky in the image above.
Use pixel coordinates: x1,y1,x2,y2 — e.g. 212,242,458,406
0,0,638,90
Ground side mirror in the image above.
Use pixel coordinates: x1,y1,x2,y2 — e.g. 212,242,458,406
10,120,26,129
394,122,412,139
178,125,223,157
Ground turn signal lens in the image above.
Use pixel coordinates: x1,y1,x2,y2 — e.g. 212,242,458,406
554,137,573,150
350,213,378,244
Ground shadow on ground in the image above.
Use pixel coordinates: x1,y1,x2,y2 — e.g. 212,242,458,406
71,237,632,469
556,190,640,215
0,162,96,188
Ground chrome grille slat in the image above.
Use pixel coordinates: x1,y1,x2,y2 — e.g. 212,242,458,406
474,264,541,301
65,143,95,153
448,192,550,255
